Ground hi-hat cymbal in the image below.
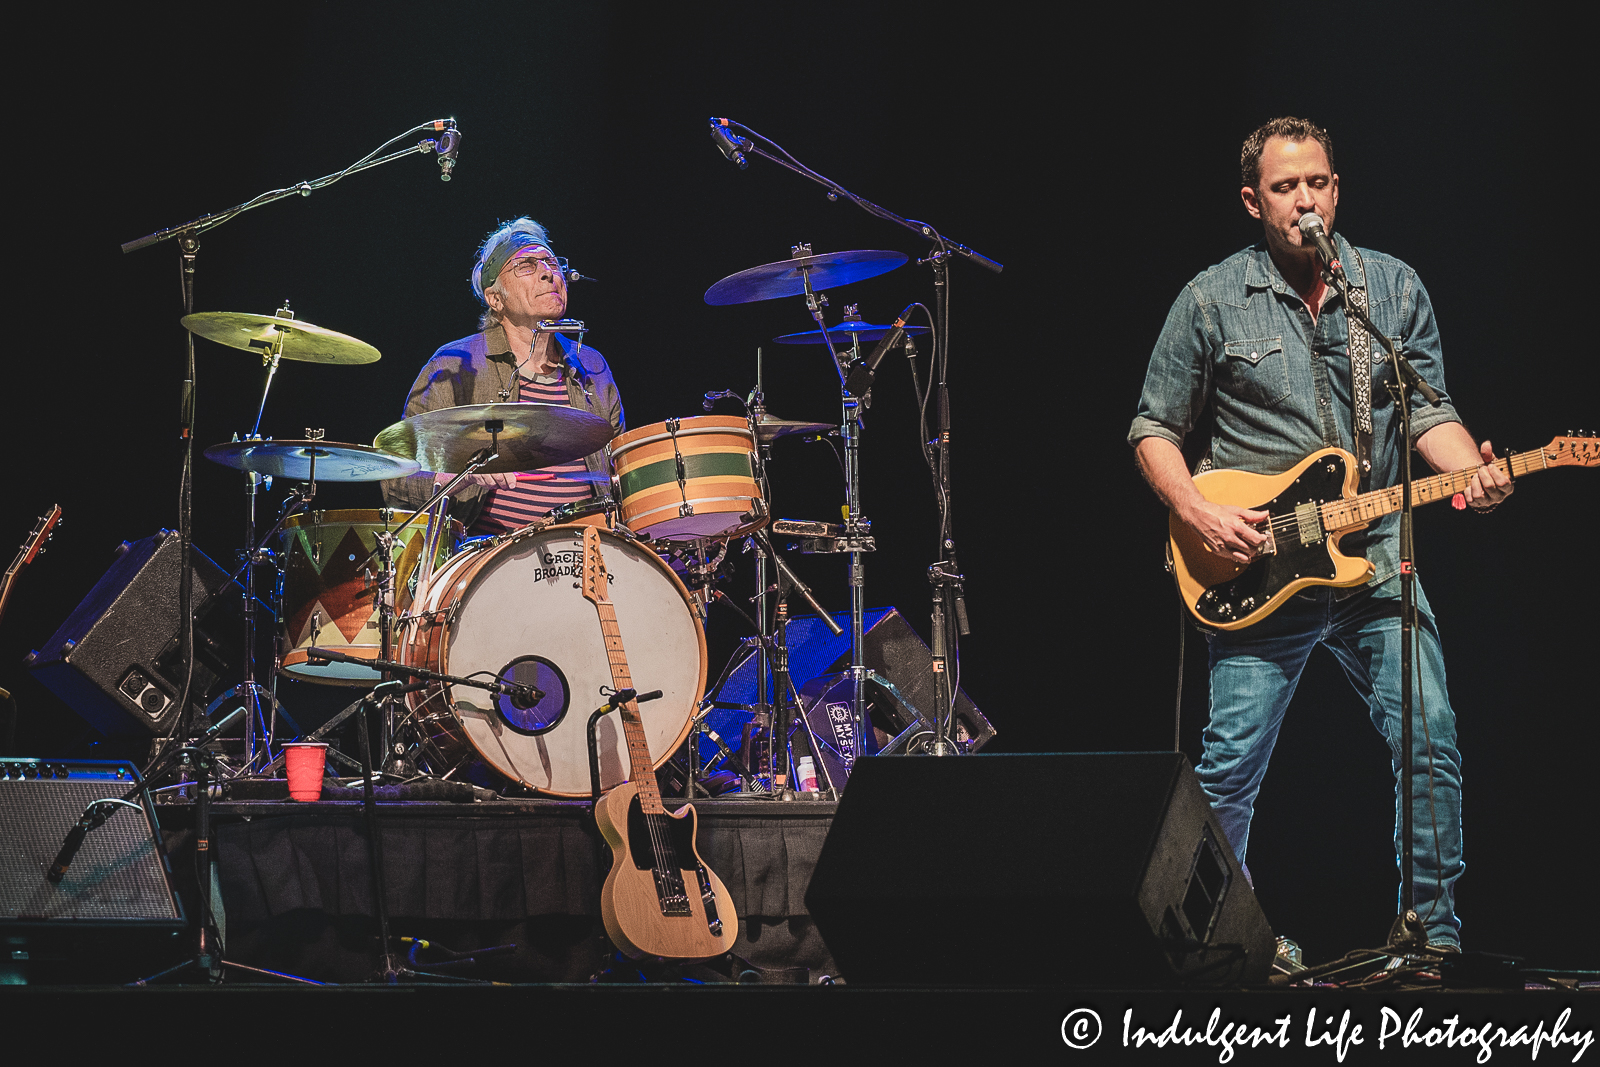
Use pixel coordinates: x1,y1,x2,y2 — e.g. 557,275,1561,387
755,414,834,442
204,440,419,482
182,311,381,365
374,403,614,474
772,319,931,345
703,249,908,305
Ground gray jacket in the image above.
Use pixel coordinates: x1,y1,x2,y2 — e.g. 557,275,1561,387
379,323,625,528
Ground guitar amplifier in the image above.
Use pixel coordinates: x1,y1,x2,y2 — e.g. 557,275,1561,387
27,529,239,736
0,758,186,983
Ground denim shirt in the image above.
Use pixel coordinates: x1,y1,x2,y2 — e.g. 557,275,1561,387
1128,234,1462,587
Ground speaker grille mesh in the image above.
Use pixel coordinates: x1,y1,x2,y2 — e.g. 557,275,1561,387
0,779,181,922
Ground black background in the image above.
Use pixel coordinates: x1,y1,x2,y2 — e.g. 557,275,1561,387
2,4,1593,970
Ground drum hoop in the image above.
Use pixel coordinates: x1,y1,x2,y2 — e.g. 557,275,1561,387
404,522,707,797
626,496,762,524
609,421,755,457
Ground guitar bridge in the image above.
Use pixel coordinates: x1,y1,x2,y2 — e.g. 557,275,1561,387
652,866,691,917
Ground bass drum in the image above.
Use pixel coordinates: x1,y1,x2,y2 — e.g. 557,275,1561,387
400,524,706,796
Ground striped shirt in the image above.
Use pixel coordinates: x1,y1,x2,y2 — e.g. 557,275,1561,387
469,375,594,535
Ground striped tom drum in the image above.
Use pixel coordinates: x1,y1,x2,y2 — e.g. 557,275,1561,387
607,415,765,542
398,523,706,796
278,508,460,685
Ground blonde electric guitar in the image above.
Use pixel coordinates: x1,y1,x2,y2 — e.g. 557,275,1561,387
580,526,738,961
1169,435,1598,630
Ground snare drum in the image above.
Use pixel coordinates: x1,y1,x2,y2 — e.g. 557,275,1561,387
279,508,460,685
398,524,706,796
608,415,765,541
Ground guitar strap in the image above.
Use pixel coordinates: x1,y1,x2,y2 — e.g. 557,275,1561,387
1343,244,1375,489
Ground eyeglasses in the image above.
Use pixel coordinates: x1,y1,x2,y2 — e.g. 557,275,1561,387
504,255,570,280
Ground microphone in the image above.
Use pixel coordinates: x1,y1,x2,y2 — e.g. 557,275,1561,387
709,118,751,169
563,267,597,283
845,303,917,397
435,121,461,181
1297,213,1343,278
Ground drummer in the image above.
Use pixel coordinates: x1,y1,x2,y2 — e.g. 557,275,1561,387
382,217,624,533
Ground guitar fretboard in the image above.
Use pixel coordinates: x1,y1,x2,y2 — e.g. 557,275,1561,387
594,601,664,816
1322,449,1547,532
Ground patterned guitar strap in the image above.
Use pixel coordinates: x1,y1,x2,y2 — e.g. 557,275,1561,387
1343,244,1375,489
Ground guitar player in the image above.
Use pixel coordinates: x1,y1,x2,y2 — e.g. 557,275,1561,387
1127,117,1513,959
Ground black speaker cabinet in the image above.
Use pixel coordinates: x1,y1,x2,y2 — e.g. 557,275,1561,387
704,607,995,768
1,758,186,982
28,530,238,736
804,752,1275,987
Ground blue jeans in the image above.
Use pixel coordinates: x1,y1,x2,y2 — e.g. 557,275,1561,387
1197,576,1463,946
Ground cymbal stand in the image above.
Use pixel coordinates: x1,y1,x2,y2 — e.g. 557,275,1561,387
789,247,873,755
712,119,1001,756
120,120,463,776
358,441,500,776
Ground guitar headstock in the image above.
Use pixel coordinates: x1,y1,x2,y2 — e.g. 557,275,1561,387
1541,433,1600,468
579,525,610,606
15,504,62,569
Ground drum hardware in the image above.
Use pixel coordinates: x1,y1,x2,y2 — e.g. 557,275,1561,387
704,119,1002,759
705,249,880,760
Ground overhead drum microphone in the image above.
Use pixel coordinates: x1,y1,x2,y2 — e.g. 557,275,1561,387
434,120,461,181
709,117,752,169
1297,213,1343,279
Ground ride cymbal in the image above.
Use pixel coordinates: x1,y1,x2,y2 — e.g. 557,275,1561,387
704,249,907,305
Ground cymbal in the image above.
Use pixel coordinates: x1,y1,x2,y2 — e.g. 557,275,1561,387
182,311,381,365
204,440,419,482
703,249,908,305
772,319,931,345
374,403,614,475
755,414,834,442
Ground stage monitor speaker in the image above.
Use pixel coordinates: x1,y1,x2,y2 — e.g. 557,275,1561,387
704,607,995,767
804,752,1275,987
1,758,186,983
27,530,238,736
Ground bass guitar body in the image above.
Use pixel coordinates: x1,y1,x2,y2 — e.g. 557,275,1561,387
594,781,737,961
1170,447,1373,630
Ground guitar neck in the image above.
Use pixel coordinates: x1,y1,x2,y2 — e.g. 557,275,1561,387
595,601,665,815
1323,449,1548,531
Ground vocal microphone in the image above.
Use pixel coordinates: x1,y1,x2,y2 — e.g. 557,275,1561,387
435,120,461,181
1297,213,1343,279
845,303,917,397
709,118,752,170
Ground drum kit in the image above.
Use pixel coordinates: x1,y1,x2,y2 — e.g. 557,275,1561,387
181,241,936,800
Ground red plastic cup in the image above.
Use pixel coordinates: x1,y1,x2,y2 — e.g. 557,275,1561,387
284,743,328,801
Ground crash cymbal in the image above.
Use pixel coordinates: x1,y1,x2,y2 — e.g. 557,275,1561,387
182,311,381,365
374,403,614,474
703,249,908,305
772,319,931,345
754,414,834,442
204,440,419,482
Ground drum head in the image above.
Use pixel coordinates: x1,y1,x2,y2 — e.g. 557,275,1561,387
437,526,705,795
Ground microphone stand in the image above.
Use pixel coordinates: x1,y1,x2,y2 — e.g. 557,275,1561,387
119,119,462,785
1317,251,1440,951
713,118,1001,756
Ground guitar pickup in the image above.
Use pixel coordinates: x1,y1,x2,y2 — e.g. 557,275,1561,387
1294,502,1324,545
